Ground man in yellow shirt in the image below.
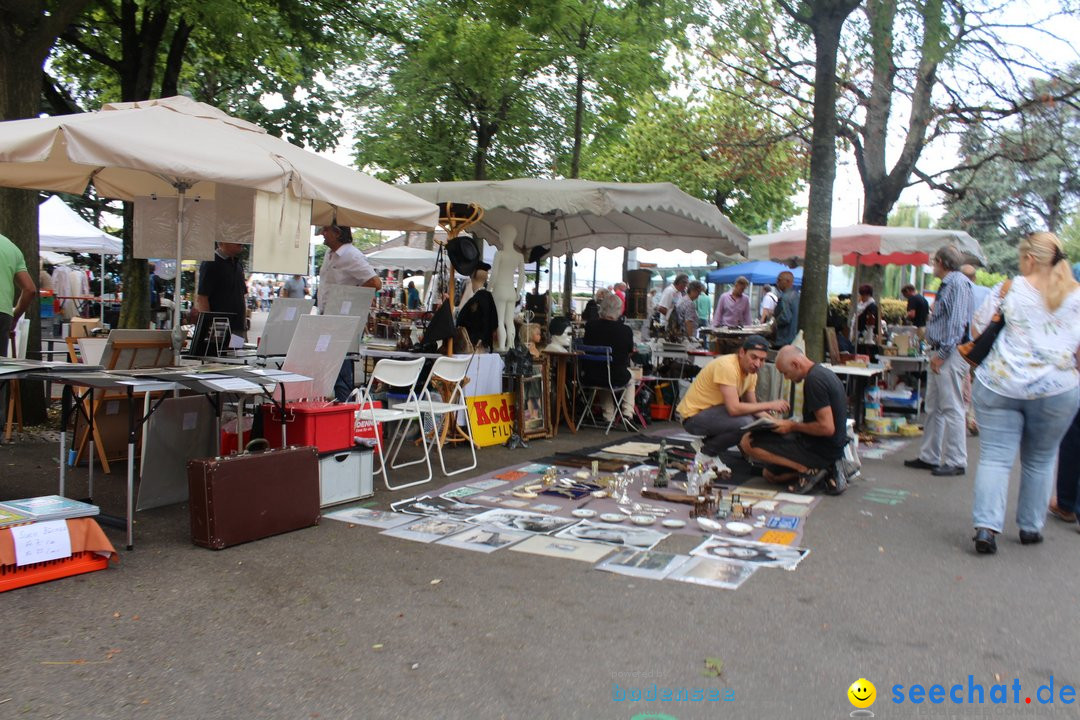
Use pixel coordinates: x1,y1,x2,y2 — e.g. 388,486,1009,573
676,335,788,456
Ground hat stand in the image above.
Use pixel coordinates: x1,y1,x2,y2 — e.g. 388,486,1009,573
435,202,484,356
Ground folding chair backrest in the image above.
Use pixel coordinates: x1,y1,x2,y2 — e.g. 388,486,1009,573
574,342,612,364
428,355,473,384
370,357,426,387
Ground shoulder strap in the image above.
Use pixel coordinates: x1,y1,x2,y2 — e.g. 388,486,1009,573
999,279,1013,298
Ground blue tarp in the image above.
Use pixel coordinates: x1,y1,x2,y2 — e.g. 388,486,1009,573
706,260,803,287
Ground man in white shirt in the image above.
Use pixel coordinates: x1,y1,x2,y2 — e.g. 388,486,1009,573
318,224,382,400
656,273,688,320
759,284,778,322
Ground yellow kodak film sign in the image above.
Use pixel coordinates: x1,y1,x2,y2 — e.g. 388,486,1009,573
466,392,517,447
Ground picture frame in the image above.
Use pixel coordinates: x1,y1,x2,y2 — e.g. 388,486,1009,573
516,367,551,440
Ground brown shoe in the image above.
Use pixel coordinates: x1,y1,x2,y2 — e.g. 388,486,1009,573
1048,503,1077,524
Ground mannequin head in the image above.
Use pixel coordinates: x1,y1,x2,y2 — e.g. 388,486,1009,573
544,316,573,352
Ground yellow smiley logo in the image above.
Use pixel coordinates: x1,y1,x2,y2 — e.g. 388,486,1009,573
848,678,876,709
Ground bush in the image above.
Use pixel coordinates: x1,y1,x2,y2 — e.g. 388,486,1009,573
828,297,907,326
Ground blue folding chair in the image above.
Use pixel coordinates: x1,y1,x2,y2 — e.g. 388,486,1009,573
574,341,637,434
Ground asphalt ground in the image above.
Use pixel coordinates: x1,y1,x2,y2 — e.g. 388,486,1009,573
2,408,1079,720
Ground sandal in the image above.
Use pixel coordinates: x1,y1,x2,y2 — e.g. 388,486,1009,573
1048,503,1077,523
788,468,827,495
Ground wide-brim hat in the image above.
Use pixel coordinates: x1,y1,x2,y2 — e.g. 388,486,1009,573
527,245,549,265
447,235,481,276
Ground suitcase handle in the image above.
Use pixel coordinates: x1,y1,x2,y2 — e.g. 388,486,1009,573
245,438,271,454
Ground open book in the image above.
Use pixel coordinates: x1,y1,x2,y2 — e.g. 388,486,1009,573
744,416,780,432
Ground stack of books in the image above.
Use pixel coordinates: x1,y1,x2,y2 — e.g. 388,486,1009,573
0,496,99,528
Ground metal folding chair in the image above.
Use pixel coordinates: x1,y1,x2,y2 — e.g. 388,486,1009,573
349,357,432,491
574,342,637,434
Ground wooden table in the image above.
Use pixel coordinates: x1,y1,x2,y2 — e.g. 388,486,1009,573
543,350,579,435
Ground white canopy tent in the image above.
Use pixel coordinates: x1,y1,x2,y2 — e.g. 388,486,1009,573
365,246,438,271
38,195,124,323
748,224,987,266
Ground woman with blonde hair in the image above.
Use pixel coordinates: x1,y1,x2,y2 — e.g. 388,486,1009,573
970,232,1080,554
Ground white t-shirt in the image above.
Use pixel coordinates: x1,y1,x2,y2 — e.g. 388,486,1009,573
318,243,377,311
657,285,682,315
973,276,1080,399
760,291,778,317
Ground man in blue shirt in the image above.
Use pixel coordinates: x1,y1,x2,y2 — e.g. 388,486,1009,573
905,246,973,476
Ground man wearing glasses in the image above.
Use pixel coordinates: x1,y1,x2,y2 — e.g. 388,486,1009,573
904,246,974,477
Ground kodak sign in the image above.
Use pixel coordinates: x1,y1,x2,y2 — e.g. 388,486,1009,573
466,392,517,447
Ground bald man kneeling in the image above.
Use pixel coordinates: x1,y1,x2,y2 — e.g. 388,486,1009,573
740,346,850,494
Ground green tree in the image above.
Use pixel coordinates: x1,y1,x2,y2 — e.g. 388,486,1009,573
584,91,806,233
47,0,364,327
938,69,1080,274
352,0,562,183
0,0,94,424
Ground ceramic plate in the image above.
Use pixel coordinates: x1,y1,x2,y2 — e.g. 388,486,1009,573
630,514,655,525
725,521,753,536
661,518,686,529
599,513,625,523
571,508,597,518
696,517,722,532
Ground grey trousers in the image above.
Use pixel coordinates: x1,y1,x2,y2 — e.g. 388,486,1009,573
918,350,968,468
682,404,752,455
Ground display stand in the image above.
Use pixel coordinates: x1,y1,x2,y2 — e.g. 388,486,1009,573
543,349,579,435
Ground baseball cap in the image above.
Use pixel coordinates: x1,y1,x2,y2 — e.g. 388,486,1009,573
742,335,770,352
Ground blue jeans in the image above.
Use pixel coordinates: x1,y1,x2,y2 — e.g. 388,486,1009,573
1057,405,1080,514
972,380,1079,533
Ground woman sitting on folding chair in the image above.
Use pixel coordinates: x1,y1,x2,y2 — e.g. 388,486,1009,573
583,293,636,423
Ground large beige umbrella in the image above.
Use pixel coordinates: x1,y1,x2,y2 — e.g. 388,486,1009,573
402,178,749,259
0,96,438,327
749,224,987,266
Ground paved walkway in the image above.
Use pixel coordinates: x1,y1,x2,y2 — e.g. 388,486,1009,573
1,425,1077,719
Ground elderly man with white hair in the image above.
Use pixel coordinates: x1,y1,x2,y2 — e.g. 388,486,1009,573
583,292,637,423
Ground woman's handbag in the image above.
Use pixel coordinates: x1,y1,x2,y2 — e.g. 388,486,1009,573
958,279,1012,368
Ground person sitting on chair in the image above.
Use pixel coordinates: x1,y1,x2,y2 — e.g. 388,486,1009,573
677,335,788,458
583,292,636,423
740,345,849,494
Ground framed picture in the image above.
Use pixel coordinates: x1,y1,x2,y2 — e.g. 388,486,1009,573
517,370,551,439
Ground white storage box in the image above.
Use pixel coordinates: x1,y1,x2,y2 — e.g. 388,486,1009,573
318,447,373,507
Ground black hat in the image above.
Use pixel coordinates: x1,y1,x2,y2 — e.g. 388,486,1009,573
742,334,770,352
447,235,481,276
527,245,549,265
549,316,571,337
476,261,492,273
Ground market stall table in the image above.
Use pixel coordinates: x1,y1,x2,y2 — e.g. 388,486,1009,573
881,355,928,419
820,363,885,432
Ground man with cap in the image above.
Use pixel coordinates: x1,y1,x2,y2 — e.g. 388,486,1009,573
677,335,789,458
319,224,382,401
740,345,849,494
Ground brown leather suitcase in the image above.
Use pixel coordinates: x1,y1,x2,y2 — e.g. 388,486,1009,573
187,446,320,549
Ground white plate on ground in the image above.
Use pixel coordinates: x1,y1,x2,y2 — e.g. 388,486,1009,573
572,508,597,518
599,513,626,523
725,521,753,536
661,518,686,529
630,515,655,526
696,517,722,532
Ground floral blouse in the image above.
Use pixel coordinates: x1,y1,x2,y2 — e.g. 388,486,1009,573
972,276,1080,399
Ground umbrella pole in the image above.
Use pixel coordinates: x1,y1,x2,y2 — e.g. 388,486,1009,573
100,253,105,326
172,187,187,331
849,257,861,345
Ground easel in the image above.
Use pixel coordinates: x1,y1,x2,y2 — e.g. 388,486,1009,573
73,334,174,472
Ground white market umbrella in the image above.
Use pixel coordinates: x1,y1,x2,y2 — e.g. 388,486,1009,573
366,245,438,271
402,179,749,260
748,224,986,266
0,96,438,328
39,195,124,322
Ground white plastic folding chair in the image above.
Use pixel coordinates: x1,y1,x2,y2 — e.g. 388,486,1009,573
349,357,432,490
394,355,477,476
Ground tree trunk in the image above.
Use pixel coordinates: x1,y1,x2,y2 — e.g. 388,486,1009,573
798,3,861,362
118,203,150,328
0,0,94,422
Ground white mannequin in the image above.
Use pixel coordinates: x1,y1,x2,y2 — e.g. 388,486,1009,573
491,225,526,351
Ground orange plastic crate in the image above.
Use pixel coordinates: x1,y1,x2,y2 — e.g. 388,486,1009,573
0,551,109,592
